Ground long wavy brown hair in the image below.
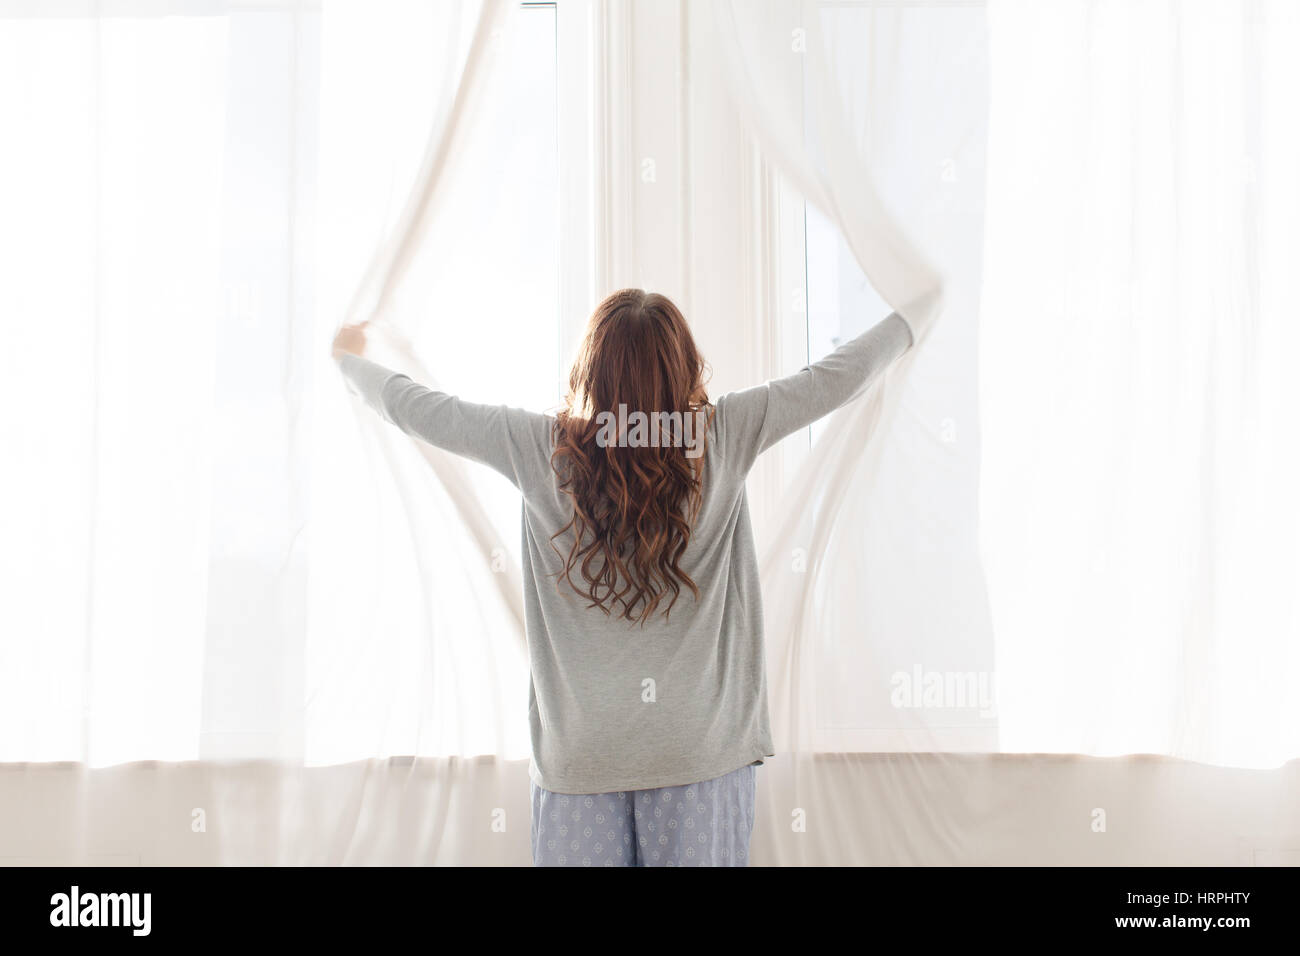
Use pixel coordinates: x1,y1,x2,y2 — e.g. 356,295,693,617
550,289,713,625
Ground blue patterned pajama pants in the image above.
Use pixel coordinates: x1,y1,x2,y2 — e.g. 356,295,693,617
530,763,757,867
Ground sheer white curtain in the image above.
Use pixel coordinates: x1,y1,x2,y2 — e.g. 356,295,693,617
710,0,1299,863
0,0,539,767
0,0,559,863
979,0,1300,767
709,0,992,866
313,0,535,767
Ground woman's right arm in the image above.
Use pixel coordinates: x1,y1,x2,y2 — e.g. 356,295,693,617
715,311,915,473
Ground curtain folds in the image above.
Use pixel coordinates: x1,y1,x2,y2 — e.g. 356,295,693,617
708,0,993,865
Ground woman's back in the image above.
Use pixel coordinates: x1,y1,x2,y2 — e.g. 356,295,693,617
517,398,769,793
335,295,913,794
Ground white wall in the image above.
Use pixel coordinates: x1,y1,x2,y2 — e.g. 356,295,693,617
4,756,1297,865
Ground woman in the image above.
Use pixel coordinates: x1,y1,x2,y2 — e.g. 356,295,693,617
332,288,914,866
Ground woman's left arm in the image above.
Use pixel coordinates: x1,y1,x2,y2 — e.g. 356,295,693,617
332,326,549,492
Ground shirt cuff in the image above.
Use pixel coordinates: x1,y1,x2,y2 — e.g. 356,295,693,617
891,311,917,349
337,352,399,407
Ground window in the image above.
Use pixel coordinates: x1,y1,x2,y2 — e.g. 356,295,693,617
777,0,997,753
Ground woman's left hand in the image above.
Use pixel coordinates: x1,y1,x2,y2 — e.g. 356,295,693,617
332,323,367,360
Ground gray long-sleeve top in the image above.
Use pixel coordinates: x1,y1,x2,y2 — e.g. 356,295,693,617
336,312,914,793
